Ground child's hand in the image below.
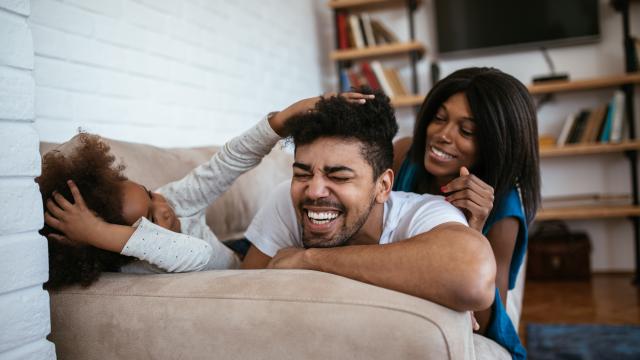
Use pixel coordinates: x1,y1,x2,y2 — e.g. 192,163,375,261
44,180,107,247
441,166,494,232
269,92,375,136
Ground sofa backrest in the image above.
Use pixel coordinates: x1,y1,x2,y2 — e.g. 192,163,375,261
40,135,293,241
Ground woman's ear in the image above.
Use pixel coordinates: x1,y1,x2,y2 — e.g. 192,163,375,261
375,169,394,204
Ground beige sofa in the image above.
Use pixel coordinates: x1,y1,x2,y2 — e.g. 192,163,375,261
41,137,513,360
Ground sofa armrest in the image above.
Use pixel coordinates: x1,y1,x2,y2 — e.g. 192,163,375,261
50,270,484,360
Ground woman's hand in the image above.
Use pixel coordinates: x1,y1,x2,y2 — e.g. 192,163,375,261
441,167,494,232
269,92,375,136
44,180,107,247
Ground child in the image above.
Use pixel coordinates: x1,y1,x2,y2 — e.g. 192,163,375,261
39,92,374,289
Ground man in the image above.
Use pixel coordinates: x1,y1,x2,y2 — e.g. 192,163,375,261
242,91,495,312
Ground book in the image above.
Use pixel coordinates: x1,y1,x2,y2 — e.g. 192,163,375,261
357,15,369,47
371,19,399,44
579,105,607,143
361,13,376,47
337,12,349,49
371,61,394,97
609,90,626,143
566,110,590,144
556,112,577,146
384,68,408,96
345,68,360,89
360,62,381,90
348,15,365,48
599,101,614,143
339,69,351,92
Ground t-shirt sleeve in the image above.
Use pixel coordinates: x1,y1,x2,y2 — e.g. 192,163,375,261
244,180,301,257
120,217,239,272
157,116,281,217
404,196,469,239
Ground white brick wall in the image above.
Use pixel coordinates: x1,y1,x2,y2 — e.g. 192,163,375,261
0,0,56,358
32,0,324,147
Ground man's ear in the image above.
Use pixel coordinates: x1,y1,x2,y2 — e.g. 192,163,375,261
375,169,394,204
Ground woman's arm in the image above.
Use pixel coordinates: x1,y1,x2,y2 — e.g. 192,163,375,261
473,217,518,334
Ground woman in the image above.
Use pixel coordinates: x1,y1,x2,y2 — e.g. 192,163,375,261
393,67,540,359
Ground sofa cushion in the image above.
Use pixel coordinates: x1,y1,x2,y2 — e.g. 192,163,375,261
50,270,480,360
40,135,293,240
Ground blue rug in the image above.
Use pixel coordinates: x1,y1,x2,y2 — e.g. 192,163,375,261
527,323,640,360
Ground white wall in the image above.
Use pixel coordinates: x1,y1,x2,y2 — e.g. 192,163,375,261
317,0,640,271
32,0,324,148
0,0,56,359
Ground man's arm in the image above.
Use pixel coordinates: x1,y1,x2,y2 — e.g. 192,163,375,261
242,245,272,269
268,222,496,312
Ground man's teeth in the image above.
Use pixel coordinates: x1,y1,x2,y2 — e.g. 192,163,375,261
307,210,338,224
431,146,454,160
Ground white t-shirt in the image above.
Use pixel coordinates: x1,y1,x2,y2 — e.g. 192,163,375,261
119,115,281,273
245,180,469,257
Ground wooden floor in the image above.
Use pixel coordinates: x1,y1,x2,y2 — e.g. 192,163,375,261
519,273,640,345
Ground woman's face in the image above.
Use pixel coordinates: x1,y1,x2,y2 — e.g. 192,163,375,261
119,180,181,233
424,92,479,185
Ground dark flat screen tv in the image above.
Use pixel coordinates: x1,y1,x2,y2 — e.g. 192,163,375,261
434,0,600,57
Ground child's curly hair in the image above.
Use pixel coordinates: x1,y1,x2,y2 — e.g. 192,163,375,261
37,134,135,290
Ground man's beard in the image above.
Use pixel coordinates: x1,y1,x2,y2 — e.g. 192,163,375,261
300,194,377,249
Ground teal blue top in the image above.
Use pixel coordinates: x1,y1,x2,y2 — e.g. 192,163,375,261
394,158,527,360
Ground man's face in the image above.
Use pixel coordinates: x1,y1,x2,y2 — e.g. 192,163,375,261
290,137,379,248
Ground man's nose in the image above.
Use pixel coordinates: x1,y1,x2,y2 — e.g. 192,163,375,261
306,175,330,199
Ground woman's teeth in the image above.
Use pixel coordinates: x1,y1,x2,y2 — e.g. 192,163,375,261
431,146,454,160
307,210,339,224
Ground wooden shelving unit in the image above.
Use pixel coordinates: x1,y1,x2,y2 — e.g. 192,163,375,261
528,72,640,95
540,141,640,158
537,205,640,221
329,0,423,108
390,94,424,107
330,41,425,61
328,0,405,10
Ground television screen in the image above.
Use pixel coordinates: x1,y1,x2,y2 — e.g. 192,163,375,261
434,0,600,56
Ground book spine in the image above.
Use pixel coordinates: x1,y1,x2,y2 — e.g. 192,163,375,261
361,62,381,90
337,12,349,49
371,61,394,97
609,90,626,143
348,15,365,48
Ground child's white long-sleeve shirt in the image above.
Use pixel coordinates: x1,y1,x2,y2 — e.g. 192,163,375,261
119,115,281,273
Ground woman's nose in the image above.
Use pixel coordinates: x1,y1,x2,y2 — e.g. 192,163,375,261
434,123,454,143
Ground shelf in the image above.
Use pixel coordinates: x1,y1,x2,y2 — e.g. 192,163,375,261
391,94,424,107
328,0,404,10
528,72,640,95
330,41,425,61
536,205,640,221
539,141,640,157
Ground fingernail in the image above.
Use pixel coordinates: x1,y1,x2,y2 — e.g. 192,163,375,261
440,186,446,192
358,99,366,104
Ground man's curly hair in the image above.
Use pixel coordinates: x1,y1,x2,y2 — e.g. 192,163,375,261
283,87,398,179
37,134,135,290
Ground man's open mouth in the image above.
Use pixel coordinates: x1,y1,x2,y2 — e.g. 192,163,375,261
306,210,340,225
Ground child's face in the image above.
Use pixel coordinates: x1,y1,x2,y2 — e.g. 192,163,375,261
119,180,181,233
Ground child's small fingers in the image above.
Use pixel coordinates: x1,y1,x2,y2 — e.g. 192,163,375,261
52,191,73,210
67,180,87,207
44,211,62,229
46,198,65,218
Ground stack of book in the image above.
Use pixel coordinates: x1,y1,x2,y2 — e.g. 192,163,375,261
336,12,399,49
340,61,408,97
556,90,627,146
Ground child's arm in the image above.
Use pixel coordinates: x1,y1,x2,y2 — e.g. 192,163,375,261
45,180,233,272
159,92,375,217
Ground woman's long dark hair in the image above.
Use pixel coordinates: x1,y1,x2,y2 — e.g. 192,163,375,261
409,67,540,224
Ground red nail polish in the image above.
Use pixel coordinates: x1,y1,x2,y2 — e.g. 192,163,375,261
440,186,446,193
